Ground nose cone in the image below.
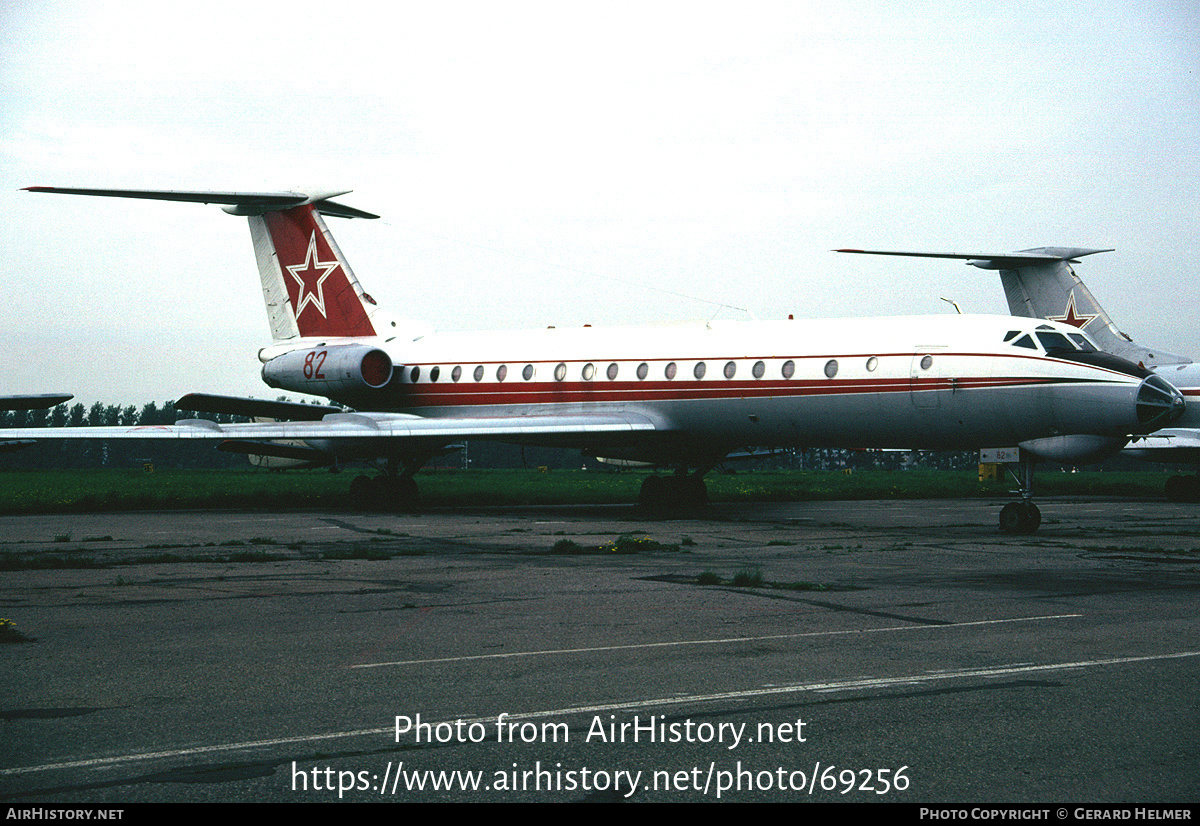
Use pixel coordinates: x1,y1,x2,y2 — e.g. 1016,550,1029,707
1136,374,1186,432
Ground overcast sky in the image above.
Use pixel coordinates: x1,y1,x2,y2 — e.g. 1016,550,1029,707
2,0,1198,404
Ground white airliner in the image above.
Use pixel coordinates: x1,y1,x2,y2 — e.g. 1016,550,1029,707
839,247,1200,500
5,189,1187,533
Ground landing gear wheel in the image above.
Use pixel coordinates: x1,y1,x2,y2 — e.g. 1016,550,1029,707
397,477,419,508
349,474,419,510
682,475,708,507
372,475,419,511
1166,475,1200,503
999,501,1041,534
998,448,1042,534
1022,501,1041,533
638,474,707,510
638,475,667,507
349,474,374,501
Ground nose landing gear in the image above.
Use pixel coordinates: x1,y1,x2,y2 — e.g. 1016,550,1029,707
999,448,1041,534
999,500,1041,534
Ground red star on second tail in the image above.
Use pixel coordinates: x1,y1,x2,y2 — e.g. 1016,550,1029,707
1047,293,1098,329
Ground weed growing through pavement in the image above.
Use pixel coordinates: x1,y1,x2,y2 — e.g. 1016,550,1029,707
0,618,32,643
550,534,681,555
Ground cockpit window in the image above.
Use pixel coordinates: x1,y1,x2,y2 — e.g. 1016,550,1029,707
1003,330,1020,342
1012,334,1037,350
1068,333,1098,352
1036,331,1074,352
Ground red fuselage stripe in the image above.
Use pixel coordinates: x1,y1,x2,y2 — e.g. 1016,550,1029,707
387,375,1093,409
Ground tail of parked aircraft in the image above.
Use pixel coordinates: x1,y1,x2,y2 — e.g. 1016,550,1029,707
837,246,1191,368
24,187,413,344
248,203,379,340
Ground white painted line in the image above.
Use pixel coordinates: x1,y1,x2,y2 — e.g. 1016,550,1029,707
5,649,1196,778
0,727,389,777
350,614,1085,668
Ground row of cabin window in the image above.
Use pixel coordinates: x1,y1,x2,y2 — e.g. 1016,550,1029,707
407,355,925,384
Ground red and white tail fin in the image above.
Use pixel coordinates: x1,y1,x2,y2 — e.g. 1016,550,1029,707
24,186,410,344
249,204,377,340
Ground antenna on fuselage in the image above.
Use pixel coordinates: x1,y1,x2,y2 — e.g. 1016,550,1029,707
940,297,964,314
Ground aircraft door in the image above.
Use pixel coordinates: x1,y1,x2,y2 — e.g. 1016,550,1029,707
909,352,945,410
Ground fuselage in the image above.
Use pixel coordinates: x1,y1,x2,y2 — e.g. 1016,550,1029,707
276,313,1180,465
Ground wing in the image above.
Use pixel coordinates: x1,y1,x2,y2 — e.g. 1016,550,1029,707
1124,429,1200,462
175,392,343,421
0,394,73,411
0,395,73,451
0,410,658,443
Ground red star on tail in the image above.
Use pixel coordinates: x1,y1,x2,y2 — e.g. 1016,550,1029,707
285,232,341,319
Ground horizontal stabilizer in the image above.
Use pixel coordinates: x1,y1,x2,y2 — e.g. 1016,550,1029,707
175,393,343,422
836,248,1113,269
0,394,72,411
23,187,378,219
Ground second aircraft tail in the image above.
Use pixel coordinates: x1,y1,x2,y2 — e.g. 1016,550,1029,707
837,246,1190,368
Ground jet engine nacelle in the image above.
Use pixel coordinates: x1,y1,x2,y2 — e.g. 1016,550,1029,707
1018,435,1129,465
261,344,394,396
